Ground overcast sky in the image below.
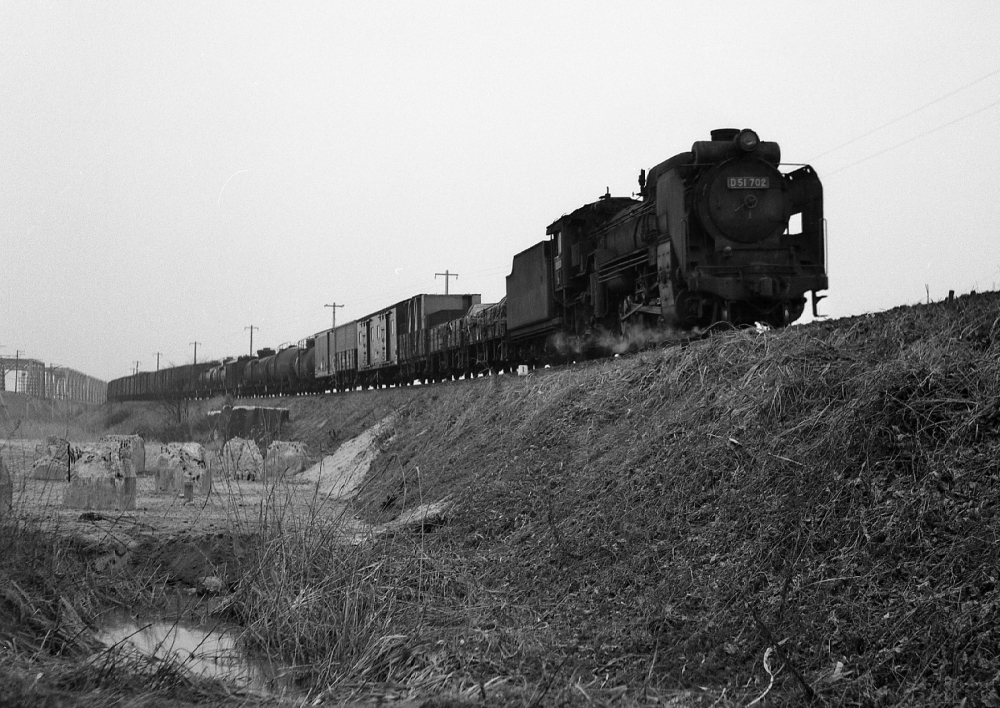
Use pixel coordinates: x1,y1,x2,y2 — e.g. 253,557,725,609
2,1,998,382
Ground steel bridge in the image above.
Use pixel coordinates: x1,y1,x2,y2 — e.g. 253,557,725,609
0,357,106,404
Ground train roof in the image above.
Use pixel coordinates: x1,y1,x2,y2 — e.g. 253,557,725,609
547,194,640,234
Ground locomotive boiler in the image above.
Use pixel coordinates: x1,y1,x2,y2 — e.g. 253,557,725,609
506,128,826,356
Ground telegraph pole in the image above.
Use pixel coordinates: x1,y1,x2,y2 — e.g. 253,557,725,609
324,302,344,329
435,270,458,295
190,341,200,365
154,352,162,371
245,325,258,356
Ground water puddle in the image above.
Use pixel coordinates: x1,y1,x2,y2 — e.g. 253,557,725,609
97,603,291,691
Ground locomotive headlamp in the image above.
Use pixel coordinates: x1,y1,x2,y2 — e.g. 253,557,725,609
737,129,760,152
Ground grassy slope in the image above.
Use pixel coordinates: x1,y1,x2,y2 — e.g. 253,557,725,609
3,292,999,706
347,291,1000,706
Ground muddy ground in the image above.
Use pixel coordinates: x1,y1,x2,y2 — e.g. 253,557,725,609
1,407,452,601
1,430,376,588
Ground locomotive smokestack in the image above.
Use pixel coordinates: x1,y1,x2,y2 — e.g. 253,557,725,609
711,128,740,142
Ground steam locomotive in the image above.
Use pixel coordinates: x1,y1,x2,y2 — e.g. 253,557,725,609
108,128,826,402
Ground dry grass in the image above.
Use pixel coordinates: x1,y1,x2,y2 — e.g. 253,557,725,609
351,291,1000,706
221,451,471,699
4,292,1000,706
0,518,223,707
0,451,313,706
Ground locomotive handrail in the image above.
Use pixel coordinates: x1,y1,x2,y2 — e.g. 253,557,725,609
596,251,648,283
823,218,829,275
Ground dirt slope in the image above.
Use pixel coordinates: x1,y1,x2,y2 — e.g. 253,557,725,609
172,289,999,705
4,290,1000,706
336,291,1000,705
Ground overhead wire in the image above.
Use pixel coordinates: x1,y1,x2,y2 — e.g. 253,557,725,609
809,67,1000,163
824,97,1000,176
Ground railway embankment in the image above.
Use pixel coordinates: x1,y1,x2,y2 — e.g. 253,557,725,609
3,290,1000,707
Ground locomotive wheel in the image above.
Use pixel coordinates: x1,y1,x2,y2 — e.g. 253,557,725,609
761,299,805,328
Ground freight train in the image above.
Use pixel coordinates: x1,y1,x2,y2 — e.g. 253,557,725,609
108,128,826,402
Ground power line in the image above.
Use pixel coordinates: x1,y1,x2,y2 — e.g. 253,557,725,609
825,97,1000,177
810,67,1000,163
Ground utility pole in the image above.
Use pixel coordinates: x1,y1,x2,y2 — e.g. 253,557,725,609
133,360,141,375
435,269,458,295
245,325,258,356
324,302,344,329
190,341,200,365
154,352,162,371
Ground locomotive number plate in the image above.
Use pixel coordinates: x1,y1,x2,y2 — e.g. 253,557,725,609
727,177,770,189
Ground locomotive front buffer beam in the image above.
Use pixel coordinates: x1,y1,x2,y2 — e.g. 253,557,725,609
687,272,827,305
